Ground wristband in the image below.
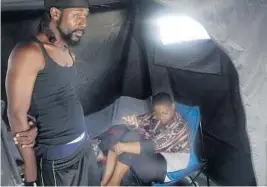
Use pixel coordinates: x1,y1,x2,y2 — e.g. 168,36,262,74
24,181,37,186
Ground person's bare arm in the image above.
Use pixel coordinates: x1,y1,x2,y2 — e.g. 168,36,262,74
115,142,141,155
117,113,153,155
6,42,44,182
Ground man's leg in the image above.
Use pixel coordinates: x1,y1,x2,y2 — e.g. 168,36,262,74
106,131,143,186
101,150,117,186
107,153,167,185
99,125,130,185
107,161,130,186
106,131,168,185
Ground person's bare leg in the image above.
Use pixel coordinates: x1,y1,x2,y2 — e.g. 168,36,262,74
101,150,118,186
107,161,130,186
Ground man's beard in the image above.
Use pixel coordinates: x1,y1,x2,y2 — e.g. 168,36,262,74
58,28,83,46
57,23,84,46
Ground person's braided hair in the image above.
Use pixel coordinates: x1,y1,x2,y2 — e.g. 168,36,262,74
37,9,57,43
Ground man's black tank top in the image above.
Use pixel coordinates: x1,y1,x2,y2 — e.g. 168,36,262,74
29,37,86,149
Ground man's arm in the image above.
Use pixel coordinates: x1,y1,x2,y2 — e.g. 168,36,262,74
6,42,44,182
14,115,38,148
115,142,141,155
14,121,37,148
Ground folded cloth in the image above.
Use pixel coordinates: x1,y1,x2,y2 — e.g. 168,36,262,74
161,152,190,182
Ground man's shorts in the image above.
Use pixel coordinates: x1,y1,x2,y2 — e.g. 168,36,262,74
37,139,101,186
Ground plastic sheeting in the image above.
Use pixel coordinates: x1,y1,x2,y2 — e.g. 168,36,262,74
153,0,267,185
130,1,256,185
154,40,222,75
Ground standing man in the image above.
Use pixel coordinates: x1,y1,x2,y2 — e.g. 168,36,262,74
5,0,100,186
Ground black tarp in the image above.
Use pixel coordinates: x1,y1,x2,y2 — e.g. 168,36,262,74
133,1,256,185
1,0,256,185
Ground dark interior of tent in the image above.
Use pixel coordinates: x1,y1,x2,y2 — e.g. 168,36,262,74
1,0,257,186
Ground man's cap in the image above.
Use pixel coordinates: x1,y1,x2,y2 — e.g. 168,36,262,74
44,0,89,9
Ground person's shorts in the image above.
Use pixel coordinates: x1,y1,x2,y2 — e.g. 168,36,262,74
161,152,190,182
37,139,101,186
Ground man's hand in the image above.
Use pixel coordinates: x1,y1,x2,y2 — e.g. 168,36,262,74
14,121,37,148
122,115,138,127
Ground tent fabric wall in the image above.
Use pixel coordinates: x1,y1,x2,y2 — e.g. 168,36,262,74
69,9,131,115
154,0,267,185
130,1,256,185
154,41,222,75
1,0,265,186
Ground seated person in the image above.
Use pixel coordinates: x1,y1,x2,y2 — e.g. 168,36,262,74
14,92,191,185
100,92,191,186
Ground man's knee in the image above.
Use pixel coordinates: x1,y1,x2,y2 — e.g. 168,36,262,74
132,154,167,183
115,131,142,166
121,131,142,142
107,125,129,139
118,152,137,167
98,125,130,152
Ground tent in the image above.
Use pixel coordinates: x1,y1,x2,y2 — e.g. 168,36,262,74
1,0,266,186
